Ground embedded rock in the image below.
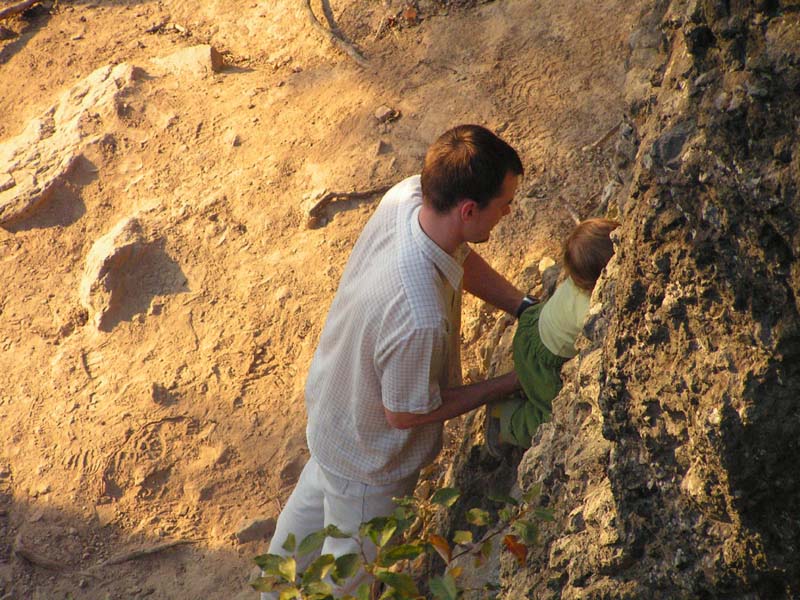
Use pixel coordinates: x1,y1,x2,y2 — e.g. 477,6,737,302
0,63,139,225
79,217,146,331
151,45,225,78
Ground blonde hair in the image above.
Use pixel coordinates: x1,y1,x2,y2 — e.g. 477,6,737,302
563,218,620,291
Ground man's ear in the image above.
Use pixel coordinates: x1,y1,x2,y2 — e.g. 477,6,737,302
458,199,478,222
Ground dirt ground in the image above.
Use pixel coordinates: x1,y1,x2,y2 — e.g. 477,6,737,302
0,0,642,597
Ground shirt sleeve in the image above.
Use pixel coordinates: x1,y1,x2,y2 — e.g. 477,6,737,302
377,326,447,414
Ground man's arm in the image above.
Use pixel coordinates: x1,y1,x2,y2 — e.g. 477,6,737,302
384,371,519,429
462,250,526,315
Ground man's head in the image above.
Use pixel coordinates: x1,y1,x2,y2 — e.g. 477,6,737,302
421,125,524,212
563,218,620,291
421,125,523,244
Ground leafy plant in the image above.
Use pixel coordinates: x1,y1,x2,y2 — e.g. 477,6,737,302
252,484,548,599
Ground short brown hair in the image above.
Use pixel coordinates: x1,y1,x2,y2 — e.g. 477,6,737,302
421,125,524,213
563,218,620,291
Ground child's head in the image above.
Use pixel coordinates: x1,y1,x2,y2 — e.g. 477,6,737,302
563,218,620,292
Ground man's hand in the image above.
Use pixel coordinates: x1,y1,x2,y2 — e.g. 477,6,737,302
384,371,520,429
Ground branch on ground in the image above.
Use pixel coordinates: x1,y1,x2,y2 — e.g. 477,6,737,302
302,0,368,68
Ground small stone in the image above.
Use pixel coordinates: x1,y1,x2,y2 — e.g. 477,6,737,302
374,105,400,123
95,504,116,527
225,131,242,147
151,44,224,77
79,579,88,588
273,287,291,302
0,172,14,193
375,140,392,155
538,256,555,274
234,517,276,544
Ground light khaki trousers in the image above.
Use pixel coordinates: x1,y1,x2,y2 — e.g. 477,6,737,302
260,456,418,599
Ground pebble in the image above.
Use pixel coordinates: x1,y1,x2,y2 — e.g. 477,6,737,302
234,517,276,544
374,105,399,123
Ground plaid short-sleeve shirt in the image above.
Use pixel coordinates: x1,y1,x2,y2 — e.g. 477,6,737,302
305,175,468,485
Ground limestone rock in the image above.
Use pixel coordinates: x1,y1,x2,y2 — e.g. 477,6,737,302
151,45,225,78
79,217,146,331
0,63,139,225
234,517,276,544
374,105,400,123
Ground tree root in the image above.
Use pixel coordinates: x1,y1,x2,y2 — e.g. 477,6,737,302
0,0,41,21
81,539,198,575
303,0,368,68
304,185,392,228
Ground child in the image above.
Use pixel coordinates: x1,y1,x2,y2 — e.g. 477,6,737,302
487,218,620,454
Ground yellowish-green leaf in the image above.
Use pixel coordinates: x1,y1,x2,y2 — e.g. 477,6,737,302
452,530,472,545
298,530,327,557
281,533,296,553
376,571,419,596
332,553,361,584
278,586,301,600
379,543,424,566
430,487,460,508
360,517,398,548
466,508,490,526
302,554,335,585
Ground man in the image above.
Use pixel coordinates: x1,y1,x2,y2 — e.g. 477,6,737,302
262,124,532,595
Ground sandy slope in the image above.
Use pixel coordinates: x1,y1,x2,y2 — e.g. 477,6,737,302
0,1,642,597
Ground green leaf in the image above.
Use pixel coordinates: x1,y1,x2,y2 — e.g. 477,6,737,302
360,516,398,548
254,554,296,583
512,519,539,546
534,507,555,522
452,530,473,545
355,583,371,600
521,483,542,504
376,571,419,596
250,576,280,592
430,487,460,508
378,543,424,566
302,554,336,585
325,524,352,539
393,495,418,508
278,557,297,583
332,553,361,584
480,540,493,559
466,508,490,526
298,530,327,557
487,492,519,506
278,586,301,600
302,580,334,599
498,507,514,523
281,533,297,553
429,574,459,600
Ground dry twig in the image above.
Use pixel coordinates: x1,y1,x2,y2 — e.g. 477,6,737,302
82,539,197,574
0,0,40,21
302,0,368,68
306,185,393,219
582,120,622,152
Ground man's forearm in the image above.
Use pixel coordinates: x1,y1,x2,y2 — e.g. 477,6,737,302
384,372,519,429
462,250,525,315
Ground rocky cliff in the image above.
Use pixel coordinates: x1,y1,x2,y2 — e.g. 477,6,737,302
500,1,800,598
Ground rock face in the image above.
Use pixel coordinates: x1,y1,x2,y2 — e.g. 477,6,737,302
0,63,139,225
496,2,800,599
80,217,147,331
